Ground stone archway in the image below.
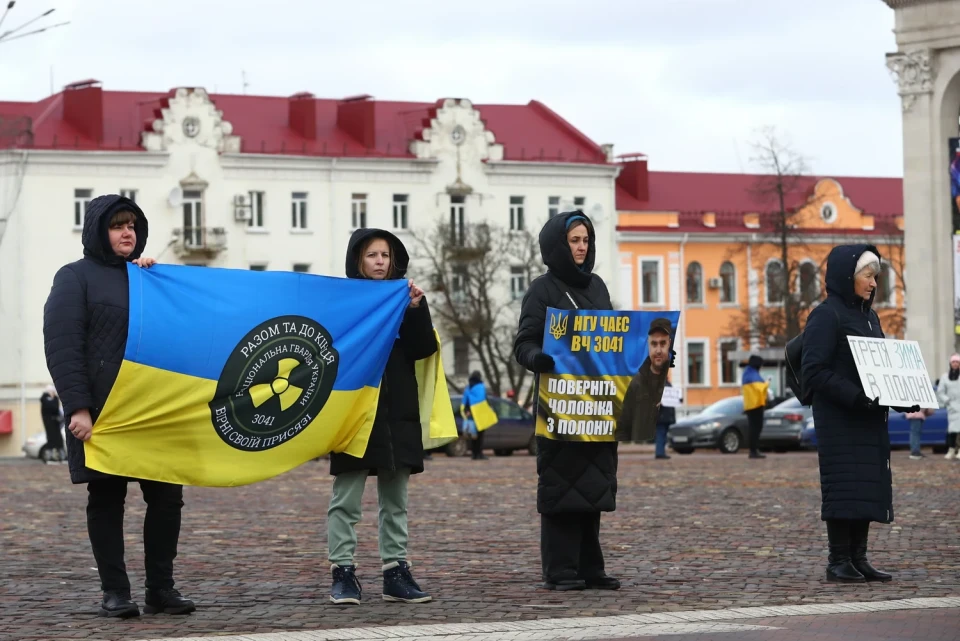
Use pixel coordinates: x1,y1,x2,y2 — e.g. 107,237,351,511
883,0,960,377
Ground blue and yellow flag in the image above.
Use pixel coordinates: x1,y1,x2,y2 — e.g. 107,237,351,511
85,264,456,487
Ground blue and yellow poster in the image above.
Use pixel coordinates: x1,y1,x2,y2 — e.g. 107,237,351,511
537,308,681,443
84,264,456,487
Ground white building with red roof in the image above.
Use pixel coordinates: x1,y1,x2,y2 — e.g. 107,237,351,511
0,80,620,451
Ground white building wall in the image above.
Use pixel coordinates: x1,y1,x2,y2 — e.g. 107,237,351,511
0,94,618,454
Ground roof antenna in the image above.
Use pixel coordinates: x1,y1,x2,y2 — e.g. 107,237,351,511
242,70,249,95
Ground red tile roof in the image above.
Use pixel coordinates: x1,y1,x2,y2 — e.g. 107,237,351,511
616,171,903,233
0,84,608,164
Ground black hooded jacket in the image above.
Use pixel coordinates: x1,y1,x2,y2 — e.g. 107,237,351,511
329,228,438,477
514,211,617,514
801,243,892,523
43,194,148,484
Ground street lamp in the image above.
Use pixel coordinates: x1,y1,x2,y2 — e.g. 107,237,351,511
0,2,69,46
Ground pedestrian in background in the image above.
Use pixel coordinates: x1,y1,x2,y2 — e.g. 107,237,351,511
905,406,933,460
461,371,490,461
741,354,768,459
38,385,65,463
935,354,960,460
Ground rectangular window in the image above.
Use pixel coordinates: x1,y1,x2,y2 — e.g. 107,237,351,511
249,264,267,271
510,266,526,300
451,264,468,302
248,191,265,228
450,195,466,246
73,188,93,227
687,340,708,386
453,337,470,376
291,192,308,229
639,257,663,305
573,196,586,209
719,339,738,385
548,196,560,218
182,190,203,247
292,263,310,273
119,189,137,202
392,194,409,230
351,193,367,229
509,196,525,231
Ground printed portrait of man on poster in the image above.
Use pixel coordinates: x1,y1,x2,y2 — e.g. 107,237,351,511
536,308,680,444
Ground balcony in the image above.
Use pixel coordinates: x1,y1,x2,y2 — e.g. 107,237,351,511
173,227,227,258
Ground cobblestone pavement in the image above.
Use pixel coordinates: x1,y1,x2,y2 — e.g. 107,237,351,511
1,448,958,641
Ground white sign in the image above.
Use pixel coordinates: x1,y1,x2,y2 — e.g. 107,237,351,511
846,337,939,410
660,386,682,408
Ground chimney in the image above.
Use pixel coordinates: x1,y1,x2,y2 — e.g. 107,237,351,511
336,94,375,149
616,153,649,202
288,92,317,140
63,79,103,143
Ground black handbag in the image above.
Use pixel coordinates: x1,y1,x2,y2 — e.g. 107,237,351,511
784,334,807,404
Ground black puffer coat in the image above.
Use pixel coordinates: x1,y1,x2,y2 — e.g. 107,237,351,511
329,229,438,477
43,194,148,484
514,211,617,514
801,243,892,524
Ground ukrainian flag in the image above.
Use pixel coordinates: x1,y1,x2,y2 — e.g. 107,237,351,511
741,367,769,412
85,264,456,487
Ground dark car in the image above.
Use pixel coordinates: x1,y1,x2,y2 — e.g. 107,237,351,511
760,396,812,451
443,395,537,457
667,396,749,454
801,408,948,454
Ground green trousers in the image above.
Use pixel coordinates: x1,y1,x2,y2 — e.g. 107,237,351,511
327,468,410,566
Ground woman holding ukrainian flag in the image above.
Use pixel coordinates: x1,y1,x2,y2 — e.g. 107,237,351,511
326,228,437,607
741,354,769,459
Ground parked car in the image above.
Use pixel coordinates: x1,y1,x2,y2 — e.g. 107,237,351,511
667,396,749,454
760,396,812,452
801,409,948,454
441,395,537,457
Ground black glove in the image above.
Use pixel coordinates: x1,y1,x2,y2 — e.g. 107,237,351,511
855,393,880,411
891,405,921,414
669,349,677,369
532,352,555,374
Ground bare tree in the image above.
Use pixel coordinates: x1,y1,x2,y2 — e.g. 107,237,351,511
725,127,823,347
411,220,543,400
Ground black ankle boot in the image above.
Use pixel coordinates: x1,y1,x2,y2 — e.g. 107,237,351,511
99,590,140,618
825,520,866,583
144,588,196,615
850,521,892,582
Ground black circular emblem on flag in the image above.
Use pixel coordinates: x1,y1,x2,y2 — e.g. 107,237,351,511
210,316,339,452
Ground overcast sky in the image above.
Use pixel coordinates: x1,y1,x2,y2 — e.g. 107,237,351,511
0,0,902,177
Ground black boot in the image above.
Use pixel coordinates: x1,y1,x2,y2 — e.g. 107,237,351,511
850,520,892,582
143,588,196,615
825,520,866,583
99,590,140,618
330,563,362,605
382,561,432,603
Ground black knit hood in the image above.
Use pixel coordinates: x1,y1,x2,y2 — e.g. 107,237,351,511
81,194,148,266
825,243,881,307
538,210,596,289
345,228,409,280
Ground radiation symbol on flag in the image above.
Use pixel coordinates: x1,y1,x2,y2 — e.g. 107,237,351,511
209,315,340,452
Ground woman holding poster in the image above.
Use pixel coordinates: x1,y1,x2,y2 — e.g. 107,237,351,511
801,244,916,584
514,210,620,592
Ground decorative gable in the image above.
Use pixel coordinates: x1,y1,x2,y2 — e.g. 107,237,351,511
141,88,241,153
409,98,503,162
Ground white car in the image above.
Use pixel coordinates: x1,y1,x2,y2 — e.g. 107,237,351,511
22,428,66,460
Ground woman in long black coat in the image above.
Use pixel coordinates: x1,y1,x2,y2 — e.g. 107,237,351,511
43,194,195,617
801,243,914,583
514,211,620,591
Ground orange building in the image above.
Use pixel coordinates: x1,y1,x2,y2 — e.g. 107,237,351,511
614,154,905,410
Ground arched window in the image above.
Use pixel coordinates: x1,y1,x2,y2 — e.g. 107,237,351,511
799,261,820,305
686,261,703,304
719,261,736,304
875,263,894,305
765,260,786,305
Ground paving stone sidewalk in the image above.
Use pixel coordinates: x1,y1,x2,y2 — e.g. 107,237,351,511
1,449,958,641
